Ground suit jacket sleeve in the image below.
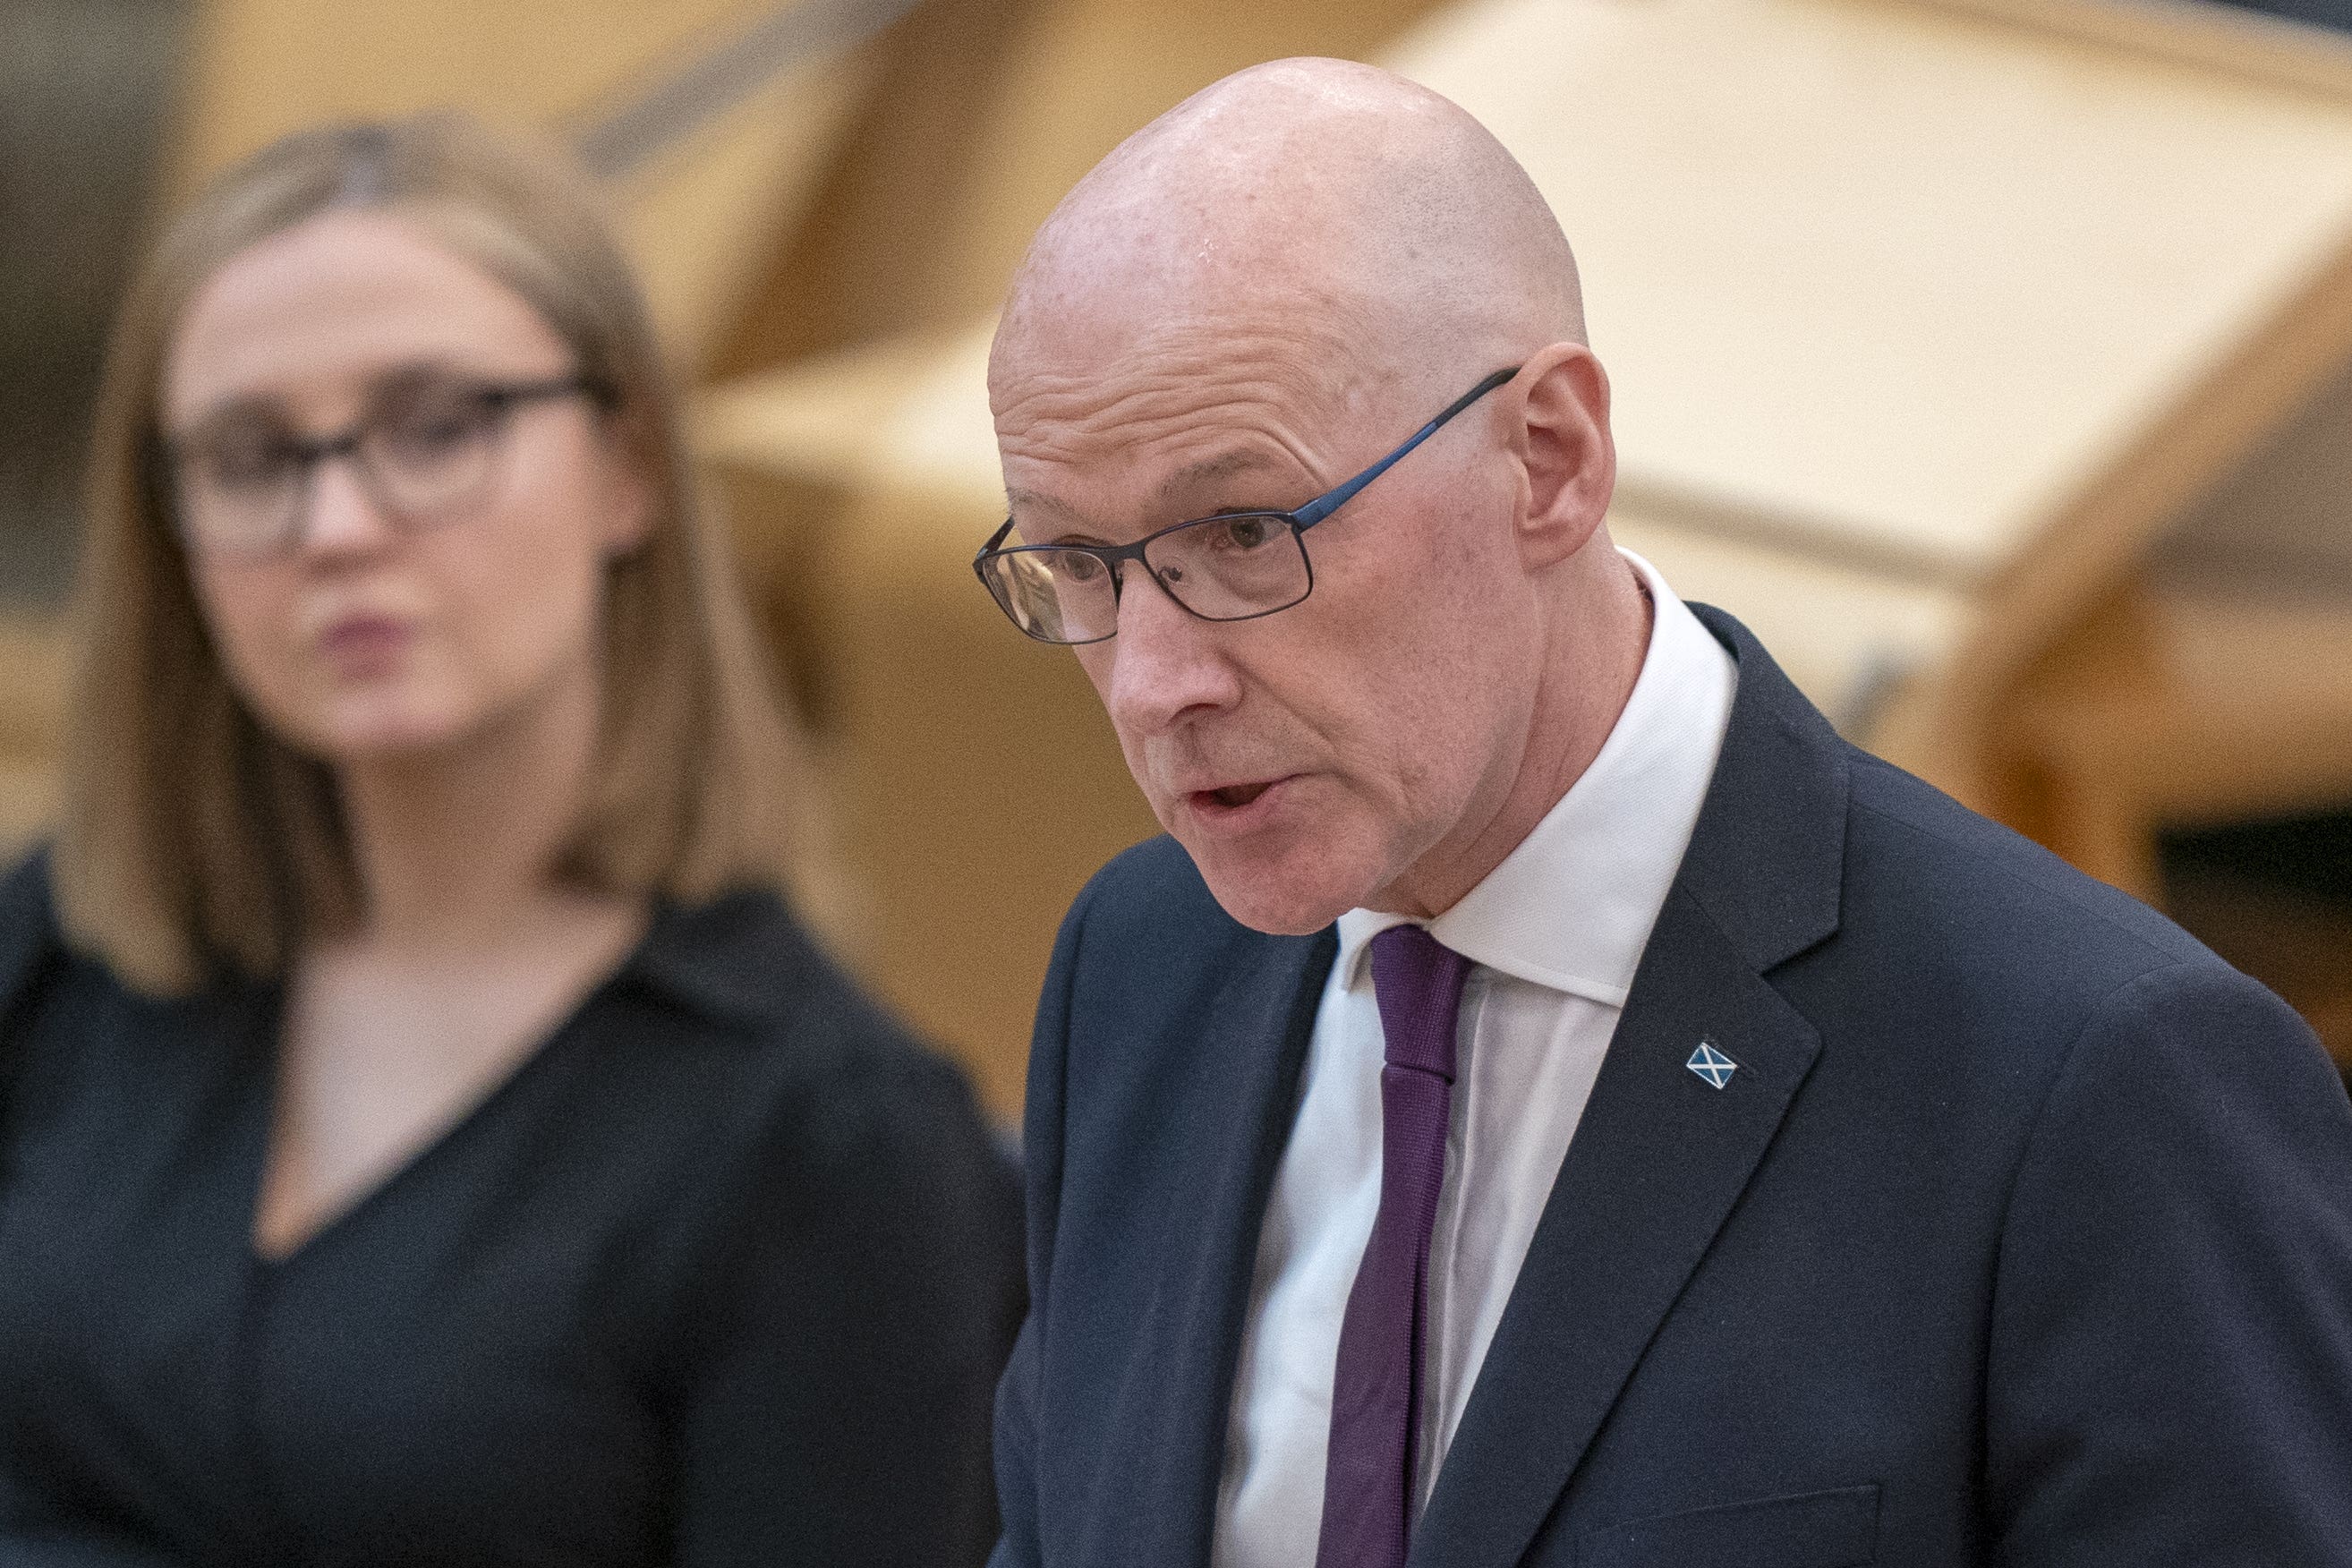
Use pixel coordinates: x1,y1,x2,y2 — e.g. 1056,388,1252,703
990,873,1093,1568
1985,959,2352,1564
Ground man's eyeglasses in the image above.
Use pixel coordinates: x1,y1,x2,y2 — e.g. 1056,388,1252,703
974,365,1521,645
164,370,607,559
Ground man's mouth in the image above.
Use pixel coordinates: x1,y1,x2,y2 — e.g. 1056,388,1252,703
1182,777,1294,822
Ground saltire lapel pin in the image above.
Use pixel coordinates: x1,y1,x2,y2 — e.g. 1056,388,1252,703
1686,1040,1737,1089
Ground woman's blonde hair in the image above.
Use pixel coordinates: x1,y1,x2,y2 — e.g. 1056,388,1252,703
57,112,810,993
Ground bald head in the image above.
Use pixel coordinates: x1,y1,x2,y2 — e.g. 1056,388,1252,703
985,59,1636,935
993,59,1583,411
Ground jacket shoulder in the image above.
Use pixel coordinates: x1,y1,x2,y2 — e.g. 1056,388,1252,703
608,887,1002,1206
1064,833,1269,970
1845,750,2212,974
1079,833,1214,913
1802,750,2271,1105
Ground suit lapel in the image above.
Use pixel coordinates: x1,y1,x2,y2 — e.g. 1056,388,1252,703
1412,606,1851,1568
1112,925,1337,1568
1411,886,1821,1568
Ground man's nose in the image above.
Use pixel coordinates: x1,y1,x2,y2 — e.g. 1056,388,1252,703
1099,561,1243,737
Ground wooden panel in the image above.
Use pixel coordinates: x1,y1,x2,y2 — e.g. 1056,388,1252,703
607,52,881,372
713,0,1450,375
2009,581,2352,829
175,0,768,178
1979,290,2352,894
1920,0,2352,102
2155,354,2352,592
1387,0,2352,588
174,0,882,368
709,0,1048,375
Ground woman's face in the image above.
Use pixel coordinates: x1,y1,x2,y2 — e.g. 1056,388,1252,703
161,208,650,763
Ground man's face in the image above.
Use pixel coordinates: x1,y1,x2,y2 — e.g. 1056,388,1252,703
993,316,1545,934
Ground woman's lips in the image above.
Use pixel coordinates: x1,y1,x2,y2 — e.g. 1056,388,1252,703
316,614,414,676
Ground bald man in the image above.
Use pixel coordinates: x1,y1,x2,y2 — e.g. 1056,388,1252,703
975,59,2352,1568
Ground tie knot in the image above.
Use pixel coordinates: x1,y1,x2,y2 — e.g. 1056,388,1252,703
1368,924,1471,1080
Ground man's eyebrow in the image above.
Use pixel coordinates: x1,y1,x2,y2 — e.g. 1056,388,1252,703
1005,487,1087,524
1003,448,1295,536
1161,448,1283,501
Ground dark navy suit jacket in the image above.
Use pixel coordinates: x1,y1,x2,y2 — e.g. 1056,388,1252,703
990,607,2352,1568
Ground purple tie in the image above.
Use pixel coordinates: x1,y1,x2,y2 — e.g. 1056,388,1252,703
1315,924,1471,1568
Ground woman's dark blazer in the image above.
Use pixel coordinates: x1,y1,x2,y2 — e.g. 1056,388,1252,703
0,850,1023,1567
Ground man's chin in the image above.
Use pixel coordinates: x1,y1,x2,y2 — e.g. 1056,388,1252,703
1179,837,1368,937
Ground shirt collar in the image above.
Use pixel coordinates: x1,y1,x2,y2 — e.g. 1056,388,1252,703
1335,549,1736,1006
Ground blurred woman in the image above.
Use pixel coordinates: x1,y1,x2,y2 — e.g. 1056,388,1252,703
0,115,1019,1566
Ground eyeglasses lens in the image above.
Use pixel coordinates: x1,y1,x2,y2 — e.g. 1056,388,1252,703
985,549,1112,644
371,389,507,511
984,514,1309,644
1147,514,1308,621
172,430,290,555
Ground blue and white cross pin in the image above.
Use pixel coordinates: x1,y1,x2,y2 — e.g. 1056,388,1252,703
1686,1041,1738,1089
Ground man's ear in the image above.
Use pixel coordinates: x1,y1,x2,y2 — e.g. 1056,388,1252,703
1513,342,1615,571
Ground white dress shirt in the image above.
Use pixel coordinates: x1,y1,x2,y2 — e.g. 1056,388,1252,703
1211,550,1738,1568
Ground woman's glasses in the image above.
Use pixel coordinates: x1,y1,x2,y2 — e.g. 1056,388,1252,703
165,369,604,559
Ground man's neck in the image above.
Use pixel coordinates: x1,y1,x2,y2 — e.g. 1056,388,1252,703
1369,551,1653,920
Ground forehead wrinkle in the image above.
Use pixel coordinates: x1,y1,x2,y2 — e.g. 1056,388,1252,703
1001,416,1332,550
1162,447,1284,501
995,361,1343,473
1010,405,1330,494
993,305,1404,546
994,310,1374,418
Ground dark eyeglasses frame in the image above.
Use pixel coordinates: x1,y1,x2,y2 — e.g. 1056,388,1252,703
164,371,608,558
974,364,1521,644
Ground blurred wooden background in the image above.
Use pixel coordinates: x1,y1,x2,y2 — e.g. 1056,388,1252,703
3,0,2346,1119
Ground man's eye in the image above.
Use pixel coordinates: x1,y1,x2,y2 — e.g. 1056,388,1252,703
1050,550,1106,584
1210,516,1273,550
